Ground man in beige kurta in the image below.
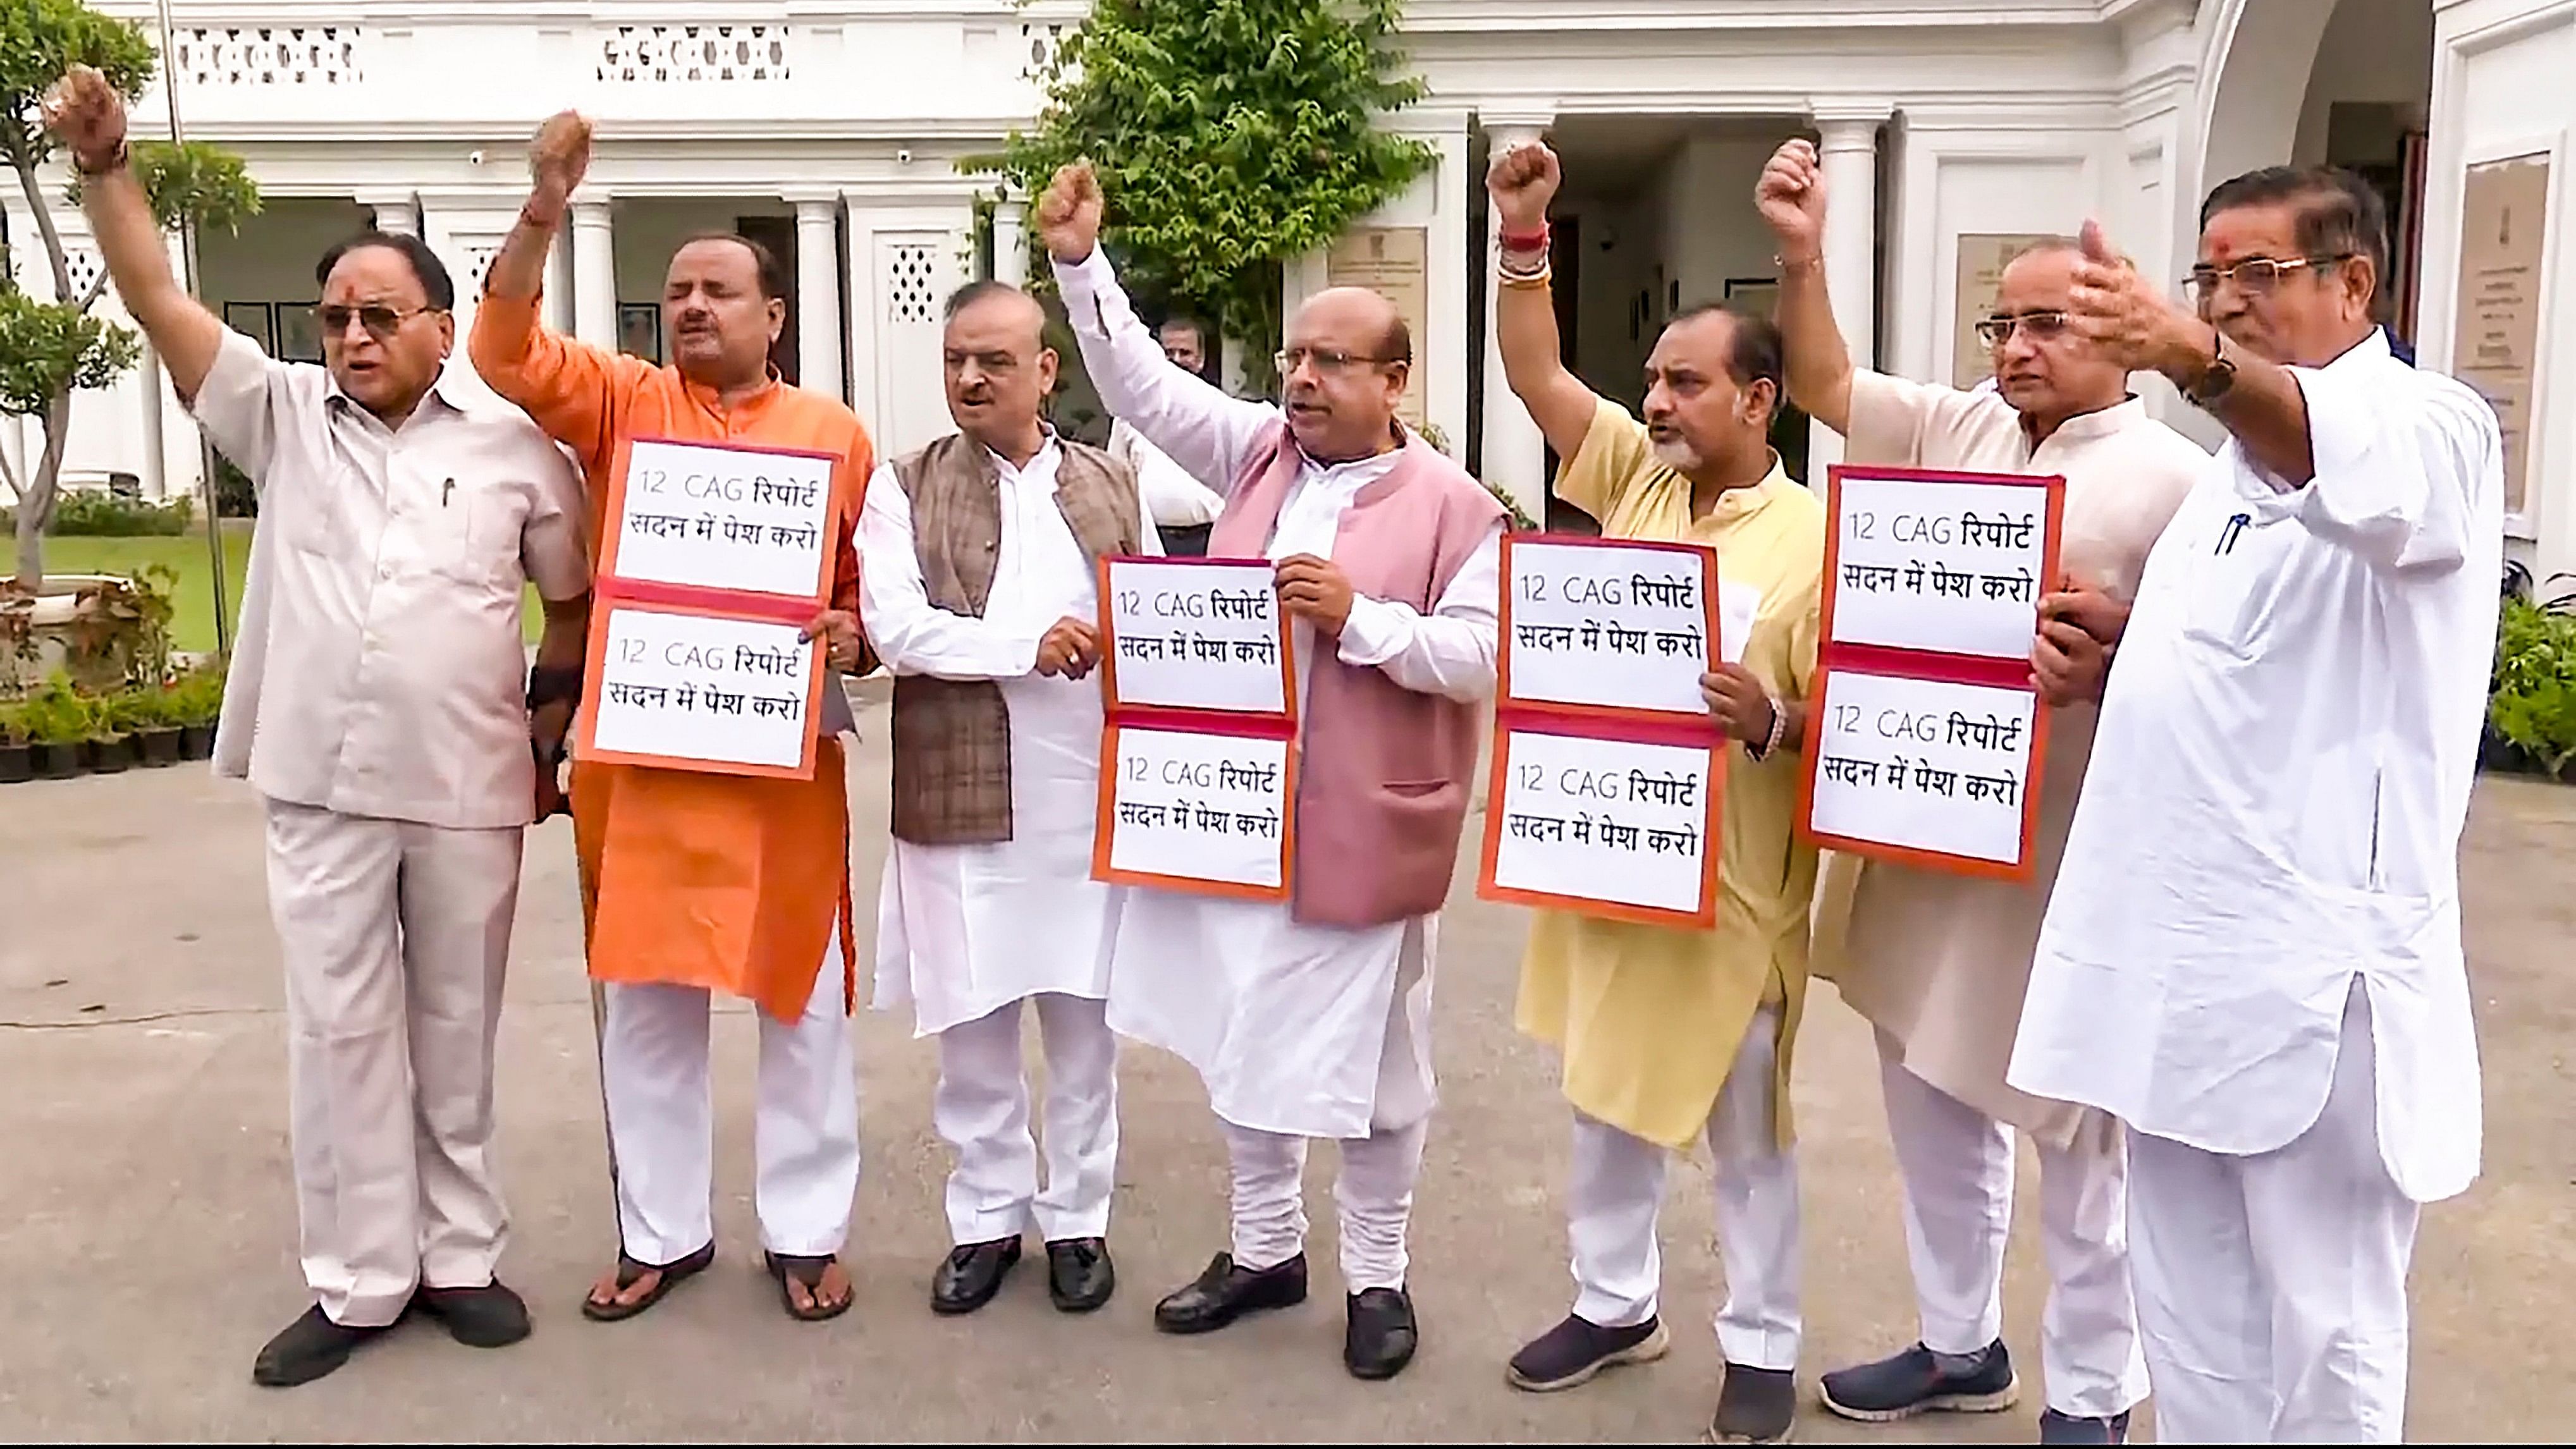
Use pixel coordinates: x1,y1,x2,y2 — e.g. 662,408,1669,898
1758,142,2202,1443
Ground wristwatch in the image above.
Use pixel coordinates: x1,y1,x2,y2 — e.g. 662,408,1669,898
2178,324,2236,406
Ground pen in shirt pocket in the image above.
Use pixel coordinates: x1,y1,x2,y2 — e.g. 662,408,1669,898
443,477,455,507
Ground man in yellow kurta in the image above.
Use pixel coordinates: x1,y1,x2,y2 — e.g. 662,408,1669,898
1487,142,1824,1446
469,112,873,1324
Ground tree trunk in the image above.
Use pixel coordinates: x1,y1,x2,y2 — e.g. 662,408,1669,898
11,398,69,590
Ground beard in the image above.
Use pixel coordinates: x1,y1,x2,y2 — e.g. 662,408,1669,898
1650,435,1705,474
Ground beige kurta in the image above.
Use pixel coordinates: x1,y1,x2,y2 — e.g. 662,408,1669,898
1811,372,2204,1146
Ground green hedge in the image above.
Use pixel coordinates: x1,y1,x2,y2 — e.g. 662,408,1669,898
0,491,195,537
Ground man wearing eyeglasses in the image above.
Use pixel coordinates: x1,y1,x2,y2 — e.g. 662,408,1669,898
1107,315,1227,556
45,66,592,1388
1035,161,1505,1381
1751,140,2204,1445
2007,168,2500,1443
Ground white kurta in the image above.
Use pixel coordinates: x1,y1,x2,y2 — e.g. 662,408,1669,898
2008,328,2502,1205
859,439,1153,1037
1055,249,1504,1141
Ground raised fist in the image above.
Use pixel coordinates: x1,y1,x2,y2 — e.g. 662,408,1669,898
1755,139,1827,259
39,64,128,171
1485,141,1561,234
529,111,594,206
1035,161,1104,265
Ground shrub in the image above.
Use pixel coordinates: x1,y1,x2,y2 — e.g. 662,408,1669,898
2491,588,2576,774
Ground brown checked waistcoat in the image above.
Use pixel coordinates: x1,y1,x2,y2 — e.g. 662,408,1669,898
888,431,1142,845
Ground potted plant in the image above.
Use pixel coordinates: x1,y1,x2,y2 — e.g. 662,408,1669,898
85,687,138,774
0,702,30,785
18,677,90,780
131,682,185,766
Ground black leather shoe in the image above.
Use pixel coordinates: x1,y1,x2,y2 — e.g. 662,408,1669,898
1152,1250,1308,1334
1710,1362,1799,1444
1046,1237,1115,1313
414,1280,532,1348
251,1304,396,1388
931,1237,1022,1315
1344,1287,1418,1380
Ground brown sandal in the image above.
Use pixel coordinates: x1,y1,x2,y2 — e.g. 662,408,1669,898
764,1251,853,1323
581,1242,715,1322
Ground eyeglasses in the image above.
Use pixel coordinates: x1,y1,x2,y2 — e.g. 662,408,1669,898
1274,346,1404,378
2183,255,2350,302
313,302,443,342
1974,310,2070,348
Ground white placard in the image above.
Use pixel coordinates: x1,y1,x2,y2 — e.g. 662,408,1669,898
1808,669,2036,866
588,607,817,770
1831,474,2048,660
1103,558,1291,715
1507,540,1715,714
1103,726,1293,892
610,438,836,599
1490,730,1715,917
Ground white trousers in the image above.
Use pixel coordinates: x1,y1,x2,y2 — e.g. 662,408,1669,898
2126,983,2418,1444
598,929,860,1264
935,993,1120,1244
1566,1001,1802,1370
1224,1117,1430,1293
1877,1041,2147,1418
265,800,522,1329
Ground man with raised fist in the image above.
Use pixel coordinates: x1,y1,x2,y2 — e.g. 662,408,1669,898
1035,159,1505,1382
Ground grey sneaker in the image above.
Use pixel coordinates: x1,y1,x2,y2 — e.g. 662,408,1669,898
2039,1407,2133,1444
1820,1340,2018,1421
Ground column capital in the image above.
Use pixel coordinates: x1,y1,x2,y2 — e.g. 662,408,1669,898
352,187,417,208
568,192,615,228
783,189,842,212
992,195,1029,221
1481,109,1556,154
1809,102,1894,146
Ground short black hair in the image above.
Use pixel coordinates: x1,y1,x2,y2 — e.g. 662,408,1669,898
675,230,788,299
1156,314,1208,352
1377,314,1414,367
1667,302,1785,405
2199,165,2389,309
315,231,454,310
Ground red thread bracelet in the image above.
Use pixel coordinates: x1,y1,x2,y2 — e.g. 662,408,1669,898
1499,224,1550,253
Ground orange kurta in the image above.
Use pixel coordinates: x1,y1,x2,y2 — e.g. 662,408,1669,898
470,293,871,1022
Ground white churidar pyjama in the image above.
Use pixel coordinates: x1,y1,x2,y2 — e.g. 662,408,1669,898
1564,1000,1801,1371
599,924,859,1264
2125,982,2417,1444
1221,1116,1431,1293
934,993,1120,1244
1877,1037,2147,1418
266,799,523,1329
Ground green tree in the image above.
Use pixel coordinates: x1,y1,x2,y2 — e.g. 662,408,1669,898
1,0,259,587
971,0,1434,391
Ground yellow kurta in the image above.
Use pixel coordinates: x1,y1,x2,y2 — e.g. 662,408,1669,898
1515,400,1825,1150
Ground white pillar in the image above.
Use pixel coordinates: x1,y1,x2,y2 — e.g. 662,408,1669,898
792,196,844,402
362,193,419,238
571,197,617,349
1810,109,1884,475
992,195,1028,287
136,344,167,501
1480,116,1552,523
545,228,575,336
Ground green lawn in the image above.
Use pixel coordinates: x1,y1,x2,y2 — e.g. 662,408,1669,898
40,525,544,654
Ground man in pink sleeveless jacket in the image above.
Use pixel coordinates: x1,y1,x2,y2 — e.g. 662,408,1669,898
1038,163,1505,1381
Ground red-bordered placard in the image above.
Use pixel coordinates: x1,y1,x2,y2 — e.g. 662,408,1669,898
1088,554,1299,903
1091,710,1299,902
1476,531,1727,927
1479,712,1725,929
573,434,850,781
1797,463,2066,881
1498,533,1725,726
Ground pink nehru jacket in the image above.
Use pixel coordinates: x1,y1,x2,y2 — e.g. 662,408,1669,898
1210,420,1504,928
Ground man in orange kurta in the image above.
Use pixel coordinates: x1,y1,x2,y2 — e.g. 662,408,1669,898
469,111,874,1323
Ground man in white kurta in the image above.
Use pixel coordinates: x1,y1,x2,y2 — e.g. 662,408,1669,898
1039,165,1504,1381
1757,143,2201,1445
2011,169,2499,1443
859,281,1155,1318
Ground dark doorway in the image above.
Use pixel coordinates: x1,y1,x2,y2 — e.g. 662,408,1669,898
1543,216,1600,535
735,214,799,386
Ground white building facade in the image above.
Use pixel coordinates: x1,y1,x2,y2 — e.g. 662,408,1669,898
6,0,2570,580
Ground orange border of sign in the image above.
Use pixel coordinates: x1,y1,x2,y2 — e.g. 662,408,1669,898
1094,554,1299,722
1497,534,1725,725
1796,666,2051,883
1476,721,1725,929
572,597,828,783
595,433,845,608
572,435,852,780
1796,463,2067,881
1090,719,1297,903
